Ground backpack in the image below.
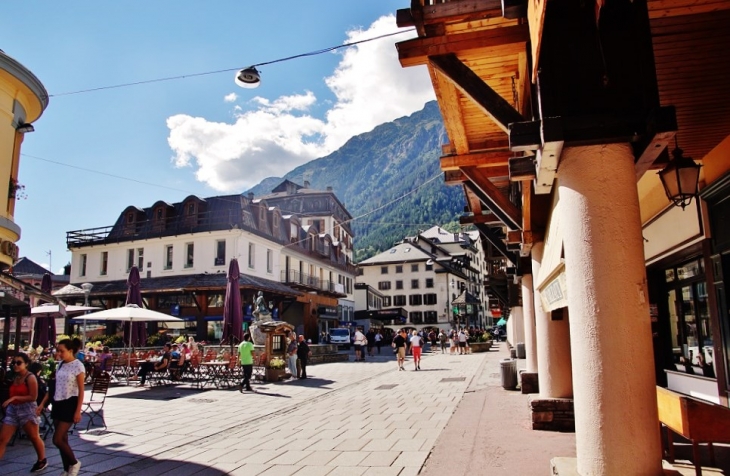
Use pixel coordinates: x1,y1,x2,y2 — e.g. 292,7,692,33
439,333,447,343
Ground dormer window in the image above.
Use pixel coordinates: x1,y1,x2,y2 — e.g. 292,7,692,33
260,206,265,221
156,207,163,221
187,203,196,215
126,212,135,224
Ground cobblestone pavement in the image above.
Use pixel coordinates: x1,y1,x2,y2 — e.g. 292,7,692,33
1,347,488,475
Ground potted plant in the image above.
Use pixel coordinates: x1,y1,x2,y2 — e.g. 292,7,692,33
266,357,287,382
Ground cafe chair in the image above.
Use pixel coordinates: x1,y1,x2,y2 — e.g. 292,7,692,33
81,372,111,431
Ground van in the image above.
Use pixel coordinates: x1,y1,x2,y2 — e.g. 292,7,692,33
329,328,351,349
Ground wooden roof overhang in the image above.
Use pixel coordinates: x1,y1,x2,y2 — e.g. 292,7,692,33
396,0,730,264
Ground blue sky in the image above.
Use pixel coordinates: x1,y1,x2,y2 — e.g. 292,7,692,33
1,2,435,274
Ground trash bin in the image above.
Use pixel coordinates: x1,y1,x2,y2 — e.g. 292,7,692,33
516,342,526,359
510,348,517,359
500,358,517,390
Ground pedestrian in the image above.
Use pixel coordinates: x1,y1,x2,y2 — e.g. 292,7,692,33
374,330,383,354
438,330,447,354
297,335,311,379
366,329,375,357
0,352,47,473
392,329,407,371
238,332,255,392
410,330,423,371
458,329,467,355
449,330,457,355
353,327,366,362
286,332,298,378
52,337,85,476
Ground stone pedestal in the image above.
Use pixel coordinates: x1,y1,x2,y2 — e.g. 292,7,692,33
529,396,575,432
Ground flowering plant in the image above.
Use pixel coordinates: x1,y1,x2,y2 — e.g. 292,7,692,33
268,357,286,369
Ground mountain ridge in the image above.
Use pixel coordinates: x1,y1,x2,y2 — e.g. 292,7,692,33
247,101,465,261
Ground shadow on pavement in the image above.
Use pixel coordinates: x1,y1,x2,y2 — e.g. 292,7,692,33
109,387,213,401
281,377,336,388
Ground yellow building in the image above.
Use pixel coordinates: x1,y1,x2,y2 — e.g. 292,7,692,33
0,50,49,268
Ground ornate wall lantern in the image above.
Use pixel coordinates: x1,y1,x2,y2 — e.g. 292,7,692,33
658,143,701,210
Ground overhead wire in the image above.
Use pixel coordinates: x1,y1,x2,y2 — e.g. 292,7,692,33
21,151,443,238
49,29,415,98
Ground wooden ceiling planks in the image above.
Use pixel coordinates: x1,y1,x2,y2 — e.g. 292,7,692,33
650,7,730,161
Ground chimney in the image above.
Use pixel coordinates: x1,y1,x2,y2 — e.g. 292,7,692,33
326,186,333,192
303,181,310,189
248,192,254,200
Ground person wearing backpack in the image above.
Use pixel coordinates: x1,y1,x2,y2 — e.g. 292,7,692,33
438,331,448,354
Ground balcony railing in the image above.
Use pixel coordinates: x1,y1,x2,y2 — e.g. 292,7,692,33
280,270,346,295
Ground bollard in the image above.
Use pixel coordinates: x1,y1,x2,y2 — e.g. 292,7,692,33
500,358,518,389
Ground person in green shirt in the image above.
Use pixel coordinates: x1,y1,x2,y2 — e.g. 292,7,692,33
238,333,255,392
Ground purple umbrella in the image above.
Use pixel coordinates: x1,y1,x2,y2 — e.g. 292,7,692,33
221,259,243,344
123,266,147,347
32,273,54,347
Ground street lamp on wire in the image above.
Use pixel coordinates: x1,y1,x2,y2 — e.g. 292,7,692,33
81,283,93,348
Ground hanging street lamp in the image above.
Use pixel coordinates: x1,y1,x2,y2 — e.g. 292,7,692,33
658,142,701,210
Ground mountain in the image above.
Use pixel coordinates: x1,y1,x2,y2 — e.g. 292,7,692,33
247,101,465,262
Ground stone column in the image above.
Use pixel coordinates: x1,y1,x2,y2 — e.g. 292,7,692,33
532,241,573,398
559,144,662,475
508,306,524,346
522,273,538,373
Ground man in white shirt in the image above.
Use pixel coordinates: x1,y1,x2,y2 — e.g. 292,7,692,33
374,331,383,354
353,328,366,362
458,329,467,355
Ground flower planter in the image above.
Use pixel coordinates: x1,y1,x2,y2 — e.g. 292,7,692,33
265,368,286,382
469,341,493,353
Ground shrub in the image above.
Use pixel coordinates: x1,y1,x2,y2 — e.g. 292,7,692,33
479,332,492,342
147,334,162,346
103,334,124,348
174,335,187,344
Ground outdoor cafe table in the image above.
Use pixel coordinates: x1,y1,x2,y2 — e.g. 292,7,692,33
200,361,230,388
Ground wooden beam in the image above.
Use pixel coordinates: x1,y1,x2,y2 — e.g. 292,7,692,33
429,64,470,155
506,230,522,243
534,117,563,194
429,53,524,133
463,185,483,215
475,223,519,266
445,166,510,185
415,0,503,25
508,156,536,181
634,106,678,182
440,151,511,170
527,0,547,83
462,167,522,231
459,213,501,225
397,24,530,68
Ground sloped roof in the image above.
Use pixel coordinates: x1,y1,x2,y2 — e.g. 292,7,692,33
359,243,431,265
12,257,52,277
62,273,302,297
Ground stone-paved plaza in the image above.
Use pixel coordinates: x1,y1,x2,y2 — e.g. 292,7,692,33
1,347,483,476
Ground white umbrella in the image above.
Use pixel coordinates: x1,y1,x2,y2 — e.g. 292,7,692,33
31,304,101,316
73,304,182,383
73,304,182,323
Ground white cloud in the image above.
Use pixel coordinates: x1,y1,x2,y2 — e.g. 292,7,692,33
168,14,435,192
40,262,50,271
223,92,238,103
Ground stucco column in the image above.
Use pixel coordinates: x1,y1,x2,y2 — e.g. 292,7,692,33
532,241,573,398
559,144,662,475
508,306,524,346
522,273,538,372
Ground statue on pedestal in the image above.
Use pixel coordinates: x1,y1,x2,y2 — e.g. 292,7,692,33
251,291,273,345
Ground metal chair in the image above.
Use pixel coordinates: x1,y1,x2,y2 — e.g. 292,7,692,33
81,372,111,431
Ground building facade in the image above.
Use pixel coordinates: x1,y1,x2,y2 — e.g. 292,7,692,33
356,226,490,331
64,182,356,342
395,0,730,474
0,50,49,268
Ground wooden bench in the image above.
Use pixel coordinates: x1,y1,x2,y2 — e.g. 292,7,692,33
657,386,730,476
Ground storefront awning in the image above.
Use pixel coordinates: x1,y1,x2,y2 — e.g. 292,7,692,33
354,307,408,321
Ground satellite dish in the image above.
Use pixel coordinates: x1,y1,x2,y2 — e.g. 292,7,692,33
234,67,261,89
426,259,434,266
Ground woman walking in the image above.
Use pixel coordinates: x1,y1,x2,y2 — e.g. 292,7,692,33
409,330,423,371
0,353,47,472
53,337,86,476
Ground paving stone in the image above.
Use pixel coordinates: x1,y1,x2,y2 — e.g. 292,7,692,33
289,465,333,476
326,451,370,466
358,451,401,467
392,451,429,467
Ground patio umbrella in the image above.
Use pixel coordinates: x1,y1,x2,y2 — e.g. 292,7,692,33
221,258,243,345
123,266,147,348
32,274,54,348
74,304,183,383
496,318,507,326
